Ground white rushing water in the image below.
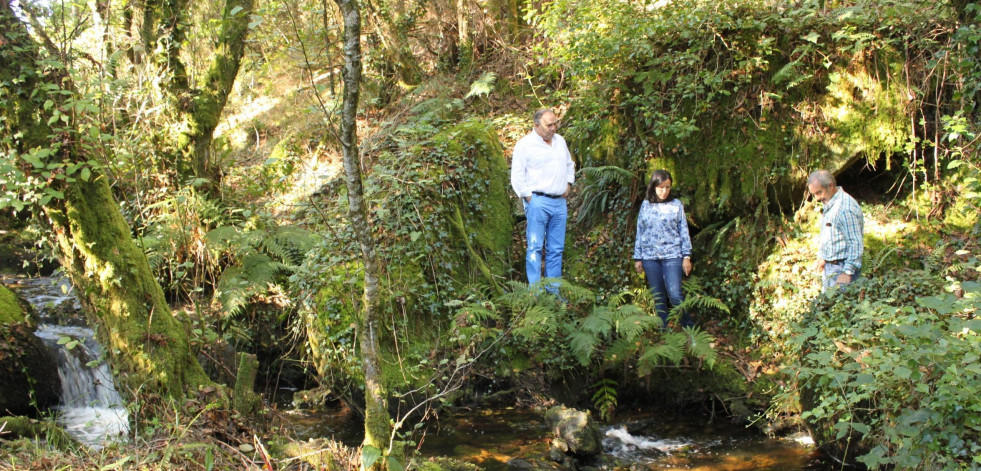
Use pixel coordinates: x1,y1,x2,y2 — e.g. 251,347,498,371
603,425,698,459
33,324,130,449
16,277,130,449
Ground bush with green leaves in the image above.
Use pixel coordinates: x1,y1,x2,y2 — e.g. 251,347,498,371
785,269,981,469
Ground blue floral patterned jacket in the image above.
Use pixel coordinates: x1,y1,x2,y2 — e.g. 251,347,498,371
632,199,692,260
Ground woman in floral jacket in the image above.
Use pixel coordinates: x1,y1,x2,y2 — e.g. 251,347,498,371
633,169,694,328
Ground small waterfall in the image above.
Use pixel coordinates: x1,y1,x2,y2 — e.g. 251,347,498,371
34,324,129,448
15,276,130,449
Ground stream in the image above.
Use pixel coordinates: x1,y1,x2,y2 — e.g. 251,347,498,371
282,406,833,470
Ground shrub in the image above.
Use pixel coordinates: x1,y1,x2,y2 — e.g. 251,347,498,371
787,270,981,469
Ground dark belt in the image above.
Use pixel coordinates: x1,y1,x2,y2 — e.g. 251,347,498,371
826,259,845,264
532,191,563,199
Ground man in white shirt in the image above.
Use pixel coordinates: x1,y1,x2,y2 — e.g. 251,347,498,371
510,108,576,286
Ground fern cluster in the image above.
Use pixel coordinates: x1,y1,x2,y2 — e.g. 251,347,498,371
451,278,724,417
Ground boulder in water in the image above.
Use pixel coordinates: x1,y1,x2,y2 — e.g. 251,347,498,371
544,405,602,457
0,284,61,415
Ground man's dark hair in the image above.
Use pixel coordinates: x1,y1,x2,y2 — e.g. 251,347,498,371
645,169,676,203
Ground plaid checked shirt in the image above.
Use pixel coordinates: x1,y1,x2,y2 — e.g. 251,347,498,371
818,188,864,274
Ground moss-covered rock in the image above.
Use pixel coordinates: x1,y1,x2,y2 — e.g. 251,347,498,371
0,285,61,416
0,416,78,450
544,405,602,457
301,118,514,391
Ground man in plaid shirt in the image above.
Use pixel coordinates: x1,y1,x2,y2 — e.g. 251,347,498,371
807,169,864,291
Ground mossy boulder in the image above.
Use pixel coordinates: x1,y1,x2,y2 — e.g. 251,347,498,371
0,285,61,415
301,118,514,389
544,405,602,457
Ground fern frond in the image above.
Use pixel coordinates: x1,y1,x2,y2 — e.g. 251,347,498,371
637,337,685,375
574,166,640,226
461,304,501,325
578,166,639,187
683,326,718,368
205,225,243,248
610,303,646,324
590,378,618,421
672,293,730,316
580,311,615,336
606,337,641,365
265,225,317,264
241,252,286,285
568,330,601,366
871,245,898,272
216,267,249,317
513,305,560,339
617,314,661,339
605,290,630,309
464,72,497,99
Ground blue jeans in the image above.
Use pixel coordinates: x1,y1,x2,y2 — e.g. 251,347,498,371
641,258,692,328
523,195,567,286
823,261,860,291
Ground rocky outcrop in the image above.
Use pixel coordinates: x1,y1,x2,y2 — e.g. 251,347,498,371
0,284,61,415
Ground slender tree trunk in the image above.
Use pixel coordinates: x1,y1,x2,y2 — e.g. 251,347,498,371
456,0,472,67
0,1,213,399
332,0,394,467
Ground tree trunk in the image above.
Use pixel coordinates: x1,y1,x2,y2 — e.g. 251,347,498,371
142,0,255,183
332,0,394,467
364,0,421,97
181,0,256,181
456,0,472,67
0,1,213,399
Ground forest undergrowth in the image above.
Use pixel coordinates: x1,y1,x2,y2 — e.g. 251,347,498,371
3,0,981,469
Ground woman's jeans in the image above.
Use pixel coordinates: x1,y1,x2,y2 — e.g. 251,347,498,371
641,258,693,328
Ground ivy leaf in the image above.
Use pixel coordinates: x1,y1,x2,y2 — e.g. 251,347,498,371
803,31,821,44
361,446,382,471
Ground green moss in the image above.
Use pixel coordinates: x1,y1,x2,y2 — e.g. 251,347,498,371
0,285,23,324
432,119,513,271
815,51,911,171
45,175,212,397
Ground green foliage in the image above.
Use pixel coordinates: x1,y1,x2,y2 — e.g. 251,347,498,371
464,72,497,100
590,378,618,422
573,165,641,228
786,270,981,469
532,0,969,224
211,224,316,317
0,21,108,213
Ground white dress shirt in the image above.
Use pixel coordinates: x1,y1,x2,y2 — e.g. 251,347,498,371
510,131,575,198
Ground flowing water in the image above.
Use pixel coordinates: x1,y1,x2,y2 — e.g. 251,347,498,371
284,407,833,470
10,276,130,449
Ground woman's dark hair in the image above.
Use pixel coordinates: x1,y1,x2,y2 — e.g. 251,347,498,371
645,169,675,203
